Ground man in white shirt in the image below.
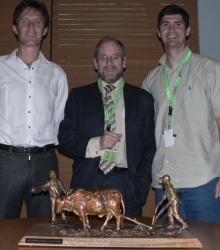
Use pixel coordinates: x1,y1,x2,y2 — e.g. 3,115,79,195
0,0,68,219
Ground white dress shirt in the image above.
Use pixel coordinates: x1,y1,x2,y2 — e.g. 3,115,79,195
0,49,68,147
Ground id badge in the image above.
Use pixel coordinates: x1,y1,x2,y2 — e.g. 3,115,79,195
163,129,176,147
103,149,118,162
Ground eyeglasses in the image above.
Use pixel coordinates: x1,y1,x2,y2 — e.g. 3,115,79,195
96,55,122,62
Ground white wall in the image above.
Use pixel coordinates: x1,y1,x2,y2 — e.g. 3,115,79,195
198,0,220,62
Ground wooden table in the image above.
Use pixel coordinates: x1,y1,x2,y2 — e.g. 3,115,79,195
0,216,219,250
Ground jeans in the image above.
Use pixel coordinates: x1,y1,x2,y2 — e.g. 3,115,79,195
155,177,220,223
0,148,59,220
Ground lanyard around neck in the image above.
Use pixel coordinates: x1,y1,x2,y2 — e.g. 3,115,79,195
97,78,125,126
163,50,192,128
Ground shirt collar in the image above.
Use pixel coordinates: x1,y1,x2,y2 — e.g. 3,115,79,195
4,49,50,66
159,46,190,68
101,77,123,92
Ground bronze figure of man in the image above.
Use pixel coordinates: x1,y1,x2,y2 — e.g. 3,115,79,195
158,175,188,230
31,170,69,224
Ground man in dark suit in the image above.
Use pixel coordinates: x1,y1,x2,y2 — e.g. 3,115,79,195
58,37,156,216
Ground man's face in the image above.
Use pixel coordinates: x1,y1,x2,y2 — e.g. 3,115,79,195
157,14,190,51
161,178,169,185
13,7,48,48
50,172,57,180
94,41,126,84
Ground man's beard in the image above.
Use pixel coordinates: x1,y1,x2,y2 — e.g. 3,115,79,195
98,67,123,84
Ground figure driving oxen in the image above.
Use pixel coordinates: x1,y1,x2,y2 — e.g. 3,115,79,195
56,188,125,230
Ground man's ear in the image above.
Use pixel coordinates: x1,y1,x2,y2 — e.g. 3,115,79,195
13,25,18,35
43,27,48,36
93,58,98,70
186,26,191,37
123,56,126,69
157,29,161,38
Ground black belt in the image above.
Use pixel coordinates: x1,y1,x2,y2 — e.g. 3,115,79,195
98,166,128,174
0,143,55,154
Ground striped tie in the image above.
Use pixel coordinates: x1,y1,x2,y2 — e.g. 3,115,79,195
99,84,116,174
104,85,116,132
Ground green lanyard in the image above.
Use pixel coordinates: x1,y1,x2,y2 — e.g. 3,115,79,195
163,50,192,129
97,78,125,130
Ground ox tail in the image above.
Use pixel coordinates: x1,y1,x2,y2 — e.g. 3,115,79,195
120,193,126,227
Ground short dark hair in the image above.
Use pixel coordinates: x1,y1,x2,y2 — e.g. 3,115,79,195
157,4,190,30
13,0,49,28
94,36,126,58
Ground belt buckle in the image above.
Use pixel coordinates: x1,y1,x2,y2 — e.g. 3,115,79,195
23,147,33,153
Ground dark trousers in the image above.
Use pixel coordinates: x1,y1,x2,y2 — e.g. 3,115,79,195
91,169,142,217
0,149,58,220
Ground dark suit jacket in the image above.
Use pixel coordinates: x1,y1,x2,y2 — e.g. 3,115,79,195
58,82,156,204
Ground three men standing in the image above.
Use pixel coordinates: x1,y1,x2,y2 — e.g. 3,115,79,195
3,1,217,224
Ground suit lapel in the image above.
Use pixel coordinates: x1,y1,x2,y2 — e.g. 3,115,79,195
124,83,136,168
124,83,135,123
90,82,105,134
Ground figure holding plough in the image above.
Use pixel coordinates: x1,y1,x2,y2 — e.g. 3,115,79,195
151,175,188,231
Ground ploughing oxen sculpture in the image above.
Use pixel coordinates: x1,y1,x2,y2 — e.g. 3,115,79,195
56,188,125,230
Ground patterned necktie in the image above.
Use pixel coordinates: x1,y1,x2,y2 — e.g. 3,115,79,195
99,84,116,174
104,85,116,132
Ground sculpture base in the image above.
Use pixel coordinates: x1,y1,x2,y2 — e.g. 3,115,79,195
19,222,202,248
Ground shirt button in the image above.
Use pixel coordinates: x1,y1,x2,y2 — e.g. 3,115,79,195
29,141,31,143
29,81,31,83
28,111,31,113
28,126,31,128
29,96,31,98
96,151,98,155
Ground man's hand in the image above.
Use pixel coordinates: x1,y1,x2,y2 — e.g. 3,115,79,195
215,177,220,198
99,132,122,150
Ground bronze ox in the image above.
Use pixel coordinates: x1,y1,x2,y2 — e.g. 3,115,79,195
56,188,125,230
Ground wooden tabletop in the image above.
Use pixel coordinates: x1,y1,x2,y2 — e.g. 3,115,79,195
0,216,219,250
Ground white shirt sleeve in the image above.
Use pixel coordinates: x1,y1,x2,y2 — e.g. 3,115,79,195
85,136,105,158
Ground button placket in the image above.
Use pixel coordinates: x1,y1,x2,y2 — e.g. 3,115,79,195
27,67,34,145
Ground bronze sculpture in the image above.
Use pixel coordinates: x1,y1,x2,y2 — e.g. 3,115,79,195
56,188,125,230
30,171,188,233
151,175,188,230
23,172,204,249
30,170,71,224
30,171,150,230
